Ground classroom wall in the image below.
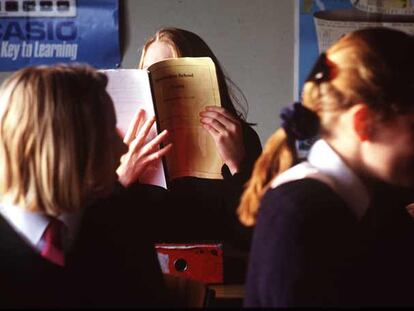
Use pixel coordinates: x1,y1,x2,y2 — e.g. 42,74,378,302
0,0,295,144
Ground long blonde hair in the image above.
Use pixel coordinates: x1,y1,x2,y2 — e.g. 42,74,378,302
0,64,118,216
238,27,414,226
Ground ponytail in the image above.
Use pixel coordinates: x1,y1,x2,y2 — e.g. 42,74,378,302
237,128,296,226
238,102,320,226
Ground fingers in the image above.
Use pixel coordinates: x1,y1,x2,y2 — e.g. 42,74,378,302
201,122,220,141
129,115,156,152
200,107,244,160
136,115,156,143
124,108,146,144
129,129,170,163
200,117,227,134
137,142,173,173
145,143,173,162
203,106,239,123
199,108,240,133
141,130,169,155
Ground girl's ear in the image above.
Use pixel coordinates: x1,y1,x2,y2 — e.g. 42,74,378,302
352,104,374,142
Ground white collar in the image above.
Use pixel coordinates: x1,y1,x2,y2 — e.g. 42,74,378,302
271,139,370,221
0,203,80,251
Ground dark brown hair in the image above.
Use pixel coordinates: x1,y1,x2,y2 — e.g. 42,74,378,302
139,27,250,121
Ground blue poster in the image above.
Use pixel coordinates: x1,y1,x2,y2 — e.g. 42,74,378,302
298,0,414,97
0,0,120,70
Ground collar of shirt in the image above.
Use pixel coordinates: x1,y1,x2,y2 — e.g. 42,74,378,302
271,139,370,221
0,203,81,252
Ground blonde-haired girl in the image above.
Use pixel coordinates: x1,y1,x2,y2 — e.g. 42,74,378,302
0,64,166,307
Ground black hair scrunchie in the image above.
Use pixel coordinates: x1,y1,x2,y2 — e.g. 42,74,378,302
280,102,320,140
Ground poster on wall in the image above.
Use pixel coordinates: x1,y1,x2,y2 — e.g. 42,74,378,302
297,0,414,97
0,0,120,71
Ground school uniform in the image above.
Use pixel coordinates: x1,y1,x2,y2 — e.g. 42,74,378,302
177,123,260,250
0,183,167,308
245,140,414,307
125,124,261,284
141,123,262,250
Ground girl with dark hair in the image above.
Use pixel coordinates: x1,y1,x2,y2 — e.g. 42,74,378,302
119,28,262,251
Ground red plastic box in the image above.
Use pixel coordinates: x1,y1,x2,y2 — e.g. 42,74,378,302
156,243,223,284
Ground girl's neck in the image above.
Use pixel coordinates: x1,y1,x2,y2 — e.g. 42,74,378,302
326,138,378,197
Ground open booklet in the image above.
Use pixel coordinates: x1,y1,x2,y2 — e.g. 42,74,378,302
104,57,224,189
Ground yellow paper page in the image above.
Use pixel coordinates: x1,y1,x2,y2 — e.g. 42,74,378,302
148,57,224,180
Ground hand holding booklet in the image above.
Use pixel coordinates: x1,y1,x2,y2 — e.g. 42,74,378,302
104,57,224,188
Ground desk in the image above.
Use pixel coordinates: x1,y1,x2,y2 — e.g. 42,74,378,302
207,284,244,307
208,284,244,299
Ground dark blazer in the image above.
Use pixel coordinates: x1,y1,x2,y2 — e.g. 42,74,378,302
0,184,167,308
245,179,414,307
147,123,262,250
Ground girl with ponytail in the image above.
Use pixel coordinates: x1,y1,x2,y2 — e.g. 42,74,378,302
243,28,414,307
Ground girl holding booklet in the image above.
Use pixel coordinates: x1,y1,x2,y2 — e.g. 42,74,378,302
118,27,262,251
240,28,414,307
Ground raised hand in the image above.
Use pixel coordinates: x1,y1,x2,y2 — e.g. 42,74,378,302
117,108,172,187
